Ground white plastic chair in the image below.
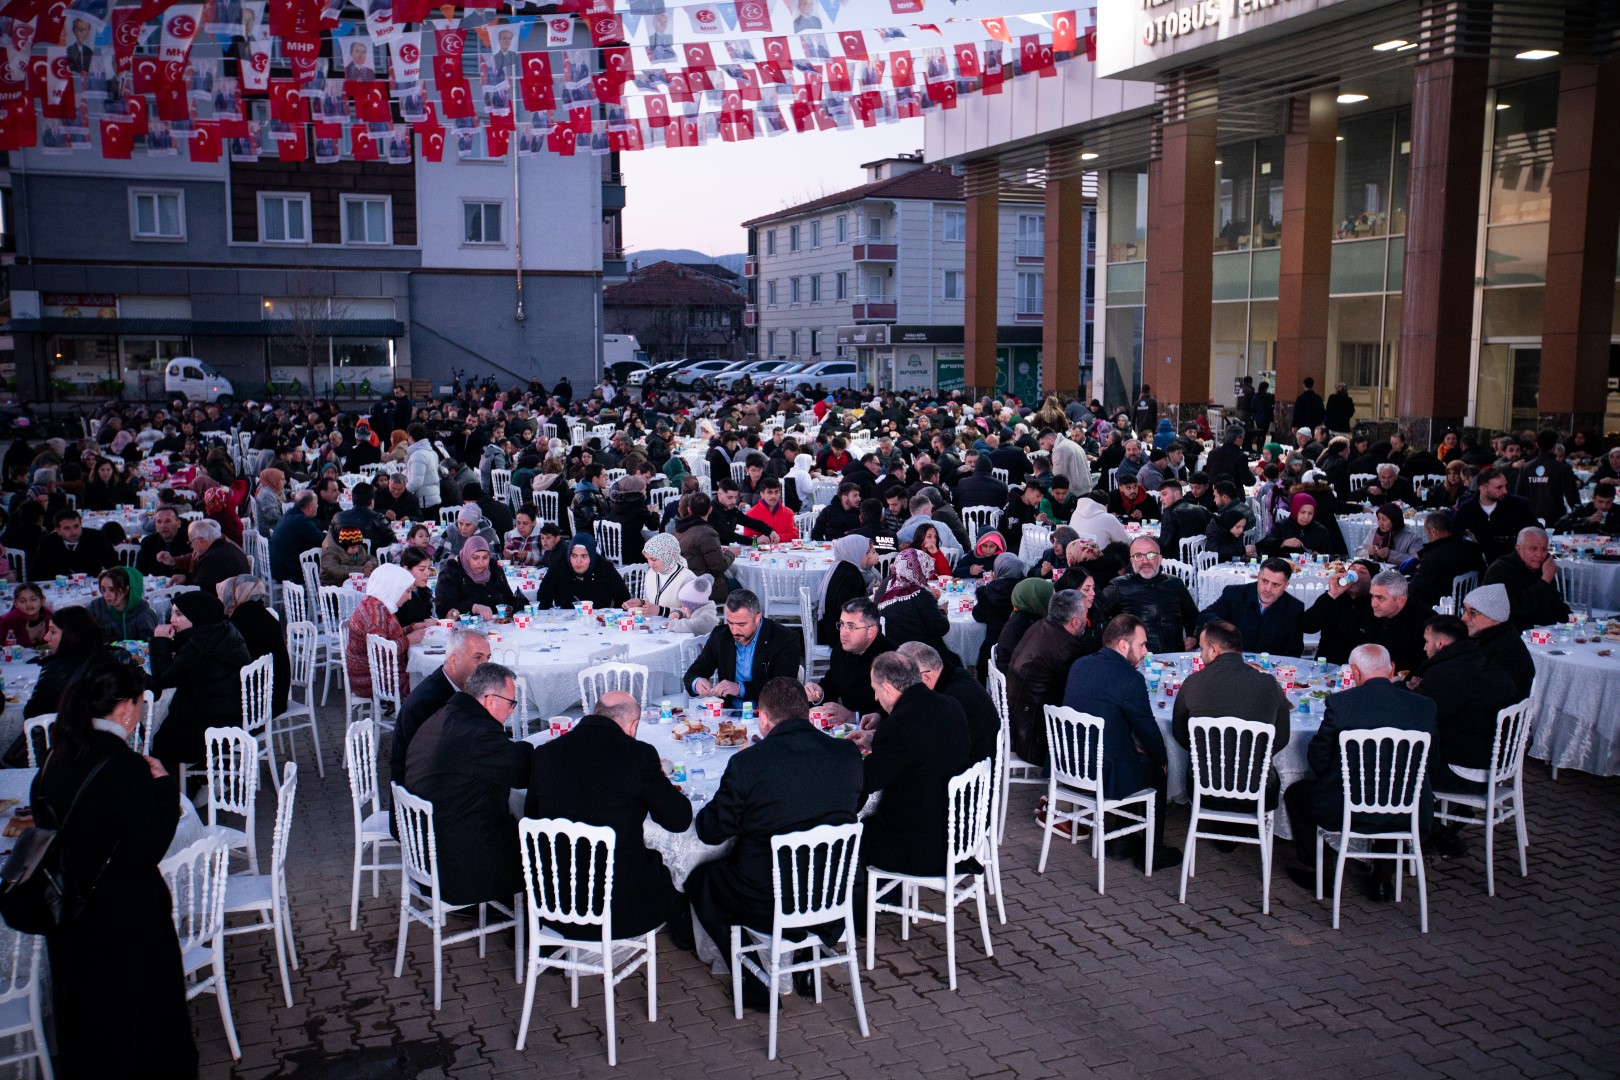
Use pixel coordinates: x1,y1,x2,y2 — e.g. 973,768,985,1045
990,467,1009,485
1179,717,1277,914
0,928,51,1080
204,725,260,874
240,653,280,791
224,762,300,1008
577,662,650,713
1160,557,1196,591
1450,571,1480,616
986,661,1040,843
275,621,326,779
391,785,523,1010
490,468,513,504
1435,699,1532,897
866,760,994,992
603,468,627,485
618,563,648,601
983,730,1008,924
359,463,385,480
162,834,240,1059
1316,727,1432,933
733,823,868,1061
366,634,404,733
21,715,52,769
4,548,25,583
336,626,370,731
317,585,358,705
298,548,322,614
1348,472,1376,496
1039,705,1157,895
729,461,749,484
799,587,831,678
515,819,659,1066
115,542,141,567
594,520,624,566
282,578,311,626
135,691,157,756
960,507,998,546
1178,535,1207,564
534,489,561,529
758,567,801,622
345,720,400,930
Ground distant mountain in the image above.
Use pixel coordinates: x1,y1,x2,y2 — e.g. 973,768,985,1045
628,248,747,275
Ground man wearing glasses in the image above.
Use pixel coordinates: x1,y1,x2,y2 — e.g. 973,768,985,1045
806,597,894,726
1098,537,1199,653
402,662,534,908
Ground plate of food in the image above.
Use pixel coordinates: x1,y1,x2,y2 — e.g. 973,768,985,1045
670,720,709,741
714,721,749,748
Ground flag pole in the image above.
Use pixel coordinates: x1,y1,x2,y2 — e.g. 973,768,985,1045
512,115,526,324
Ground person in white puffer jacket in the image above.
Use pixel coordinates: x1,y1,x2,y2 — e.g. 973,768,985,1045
1068,491,1129,548
404,426,442,510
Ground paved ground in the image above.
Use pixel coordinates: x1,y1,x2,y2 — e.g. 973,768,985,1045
192,699,1620,1079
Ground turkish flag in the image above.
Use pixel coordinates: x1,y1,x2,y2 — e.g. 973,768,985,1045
432,54,461,88
277,123,306,160
132,54,162,95
351,125,377,160
643,93,668,126
587,12,621,46
357,83,391,121
839,30,867,60
757,59,784,84
269,78,302,121
762,35,789,67
487,107,514,132
602,45,632,84
546,124,575,155
735,0,771,32
954,43,979,77
125,90,149,135
99,118,133,159
394,0,429,23
827,58,849,93
519,76,554,111
313,121,342,140
1037,44,1056,76
788,97,811,132
1019,35,1044,73
190,120,222,161
1085,25,1097,62
154,80,190,121
890,50,912,86
982,17,1011,44
591,71,620,105
419,124,444,161
439,77,473,118
684,65,712,92
666,71,690,103
1053,11,1078,53
983,54,1004,94
682,42,714,70
486,125,509,156
520,51,551,80
735,68,760,101
35,1,67,50
935,81,957,108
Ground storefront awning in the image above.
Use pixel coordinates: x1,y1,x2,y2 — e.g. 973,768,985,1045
0,317,406,337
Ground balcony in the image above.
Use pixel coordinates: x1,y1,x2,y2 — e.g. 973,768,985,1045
852,296,896,321
744,259,755,277
1015,238,1044,263
743,306,756,328
601,184,626,211
852,242,897,262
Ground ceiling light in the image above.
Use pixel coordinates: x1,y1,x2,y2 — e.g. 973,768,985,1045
1335,136,1344,142
1496,103,1511,110
1336,93,1368,104
1396,42,1418,51
1372,39,1408,51
1214,159,1222,165
1515,49,1558,60
1080,151,1098,161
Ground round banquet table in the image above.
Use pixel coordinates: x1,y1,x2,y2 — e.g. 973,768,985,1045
4,579,197,624
1336,511,1428,559
1525,632,1620,777
1145,652,1344,841
1194,562,1337,609
1547,538,1620,612
2,653,175,761
81,506,151,534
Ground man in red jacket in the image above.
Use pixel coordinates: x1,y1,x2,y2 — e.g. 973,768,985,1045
742,477,798,542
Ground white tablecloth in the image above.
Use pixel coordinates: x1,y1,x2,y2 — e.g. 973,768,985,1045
0,760,217,864
2,657,174,754
730,546,836,618
1546,543,1620,613
1195,563,1336,609
1526,636,1620,777
17,580,197,624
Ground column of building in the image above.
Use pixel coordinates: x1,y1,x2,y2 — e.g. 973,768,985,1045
963,157,1001,394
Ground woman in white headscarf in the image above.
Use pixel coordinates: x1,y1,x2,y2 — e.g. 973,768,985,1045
814,534,877,645
630,531,696,615
786,452,816,509
344,562,421,701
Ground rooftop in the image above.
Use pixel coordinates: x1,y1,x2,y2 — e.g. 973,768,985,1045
604,261,747,308
741,164,966,228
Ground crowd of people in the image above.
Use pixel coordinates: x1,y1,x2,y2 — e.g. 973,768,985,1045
2,371,1600,1066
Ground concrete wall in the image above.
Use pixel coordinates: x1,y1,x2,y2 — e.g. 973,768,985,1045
407,271,601,388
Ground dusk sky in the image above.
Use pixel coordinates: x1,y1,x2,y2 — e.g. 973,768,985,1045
619,117,925,257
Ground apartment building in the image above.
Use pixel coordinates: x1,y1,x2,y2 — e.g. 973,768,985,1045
742,153,1093,398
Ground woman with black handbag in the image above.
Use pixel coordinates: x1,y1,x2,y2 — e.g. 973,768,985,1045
29,659,197,1076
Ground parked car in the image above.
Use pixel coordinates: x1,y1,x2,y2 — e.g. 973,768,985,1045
165,357,235,403
668,359,736,388
761,360,865,393
629,359,684,386
710,359,798,390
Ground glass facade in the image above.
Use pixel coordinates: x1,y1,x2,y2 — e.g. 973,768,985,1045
1103,168,1148,409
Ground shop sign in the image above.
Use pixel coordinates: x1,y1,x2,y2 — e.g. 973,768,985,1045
43,292,119,318
1096,0,1352,79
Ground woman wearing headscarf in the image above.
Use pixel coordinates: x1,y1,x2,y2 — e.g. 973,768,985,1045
954,529,1005,579
876,547,957,665
1054,537,1103,592
1204,505,1254,563
534,532,631,610
202,484,243,547
218,573,290,717
1357,502,1424,563
969,552,1024,675
994,577,1053,671
630,531,695,616
606,474,659,565
1258,492,1334,557
346,562,421,703
665,574,720,636
320,525,380,585
816,534,877,644
786,452,817,509
433,535,518,620
86,566,161,642
149,590,254,773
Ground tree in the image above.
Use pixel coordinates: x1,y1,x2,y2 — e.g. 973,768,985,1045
274,271,352,391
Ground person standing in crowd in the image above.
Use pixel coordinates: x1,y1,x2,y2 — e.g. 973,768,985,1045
1293,377,1325,432
1451,467,1537,565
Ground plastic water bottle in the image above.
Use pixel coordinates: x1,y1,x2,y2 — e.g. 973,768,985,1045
741,701,754,723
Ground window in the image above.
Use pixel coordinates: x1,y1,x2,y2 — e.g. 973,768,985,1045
810,274,822,302
790,277,802,304
942,270,964,300
835,271,848,300
766,230,776,256
810,329,822,355
342,195,391,245
463,200,503,244
867,216,883,240
789,224,800,251
835,215,847,243
942,209,966,242
766,279,778,306
258,193,309,244
766,329,777,354
1017,213,1045,258
866,273,884,300
130,189,184,240
1017,271,1044,315
810,220,821,247
789,329,800,355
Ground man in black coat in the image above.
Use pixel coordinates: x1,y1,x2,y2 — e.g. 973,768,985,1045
810,483,863,541
682,590,802,707
402,664,533,907
1283,644,1437,900
1196,558,1306,657
526,691,693,941
1098,537,1198,653
1299,561,1379,663
136,505,193,579
389,628,490,791
1203,425,1252,492
373,471,423,523
1459,583,1535,699
1482,526,1570,629
953,454,1009,512
806,597,892,724
900,642,999,766
1292,377,1325,431
1451,468,1538,565
1324,383,1356,432
1155,481,1212,562
1364,570,1433,675
859,652,971,878
34,508,118,579
1404,616,1520,794
1515,430,1580,524
1171,620,1291,810
1552,482,1619,535
688,678,863,1004
1405,510,1487,610
333,482,398,552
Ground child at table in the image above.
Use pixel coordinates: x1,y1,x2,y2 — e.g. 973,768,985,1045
0,583,52,647
664,574,718,637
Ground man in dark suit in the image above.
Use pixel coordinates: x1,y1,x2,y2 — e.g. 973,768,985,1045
1196,557,1306,657
389,628,491,791
1172,620,1291,816
1405,509,1487,610
136,505,193,579
1060,614,1179,870
1283,644,1437,902
688,678,864,1008
858,652,971,879
526,691,693,944
1292,377,1325,431
682,590,801,707
899,642,998,766
806,597,892,725
402,663,533,907
34,509,118,579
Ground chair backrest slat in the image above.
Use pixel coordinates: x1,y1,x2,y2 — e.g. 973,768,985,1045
1044,705,1105,794
770,822,863,929
1188,716,1274,800
519,818,615,932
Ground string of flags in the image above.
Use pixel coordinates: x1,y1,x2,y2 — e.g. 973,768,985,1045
0,0,1095,161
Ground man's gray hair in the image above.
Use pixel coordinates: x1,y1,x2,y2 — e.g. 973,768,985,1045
1049,588,1089,627
895,641,942,671
724,589,762,616
909,493,933,515
870,651,921,692
1370,569,1408,596
1376,462,1398,475
464,662,516,701
1517,526,1549,546
597,692,640,726
188,518,222,543
447,627,490,659
295,490,319,512
1225,424,1245,444
1348,643,1392,676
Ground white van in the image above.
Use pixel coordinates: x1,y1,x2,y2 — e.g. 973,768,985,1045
164,357,236,403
